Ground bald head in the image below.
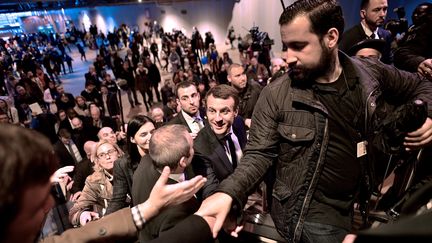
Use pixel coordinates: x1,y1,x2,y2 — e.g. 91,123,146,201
71,117,83,129
83,141,97,160
97,127,117,144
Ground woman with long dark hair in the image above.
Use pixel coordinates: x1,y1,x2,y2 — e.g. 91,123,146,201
106,115,155,214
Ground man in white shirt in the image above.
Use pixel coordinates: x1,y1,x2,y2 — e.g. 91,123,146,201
339,0,393,64
168,81,205,139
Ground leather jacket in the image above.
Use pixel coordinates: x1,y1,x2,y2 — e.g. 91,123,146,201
218,52,432,242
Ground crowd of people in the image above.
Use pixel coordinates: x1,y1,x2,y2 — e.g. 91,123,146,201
1,0,432,242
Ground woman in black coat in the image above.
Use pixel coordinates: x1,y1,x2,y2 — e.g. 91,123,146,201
105,115,155,214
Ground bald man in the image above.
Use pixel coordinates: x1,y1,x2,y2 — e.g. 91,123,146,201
70,141,97,196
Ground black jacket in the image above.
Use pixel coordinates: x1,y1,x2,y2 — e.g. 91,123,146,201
192,116,247,199
217,52,432,242
394,16,432,73
237,81,262,119
106,155,134,215
167,109,206,133
132,155,200,242
339,24,393,64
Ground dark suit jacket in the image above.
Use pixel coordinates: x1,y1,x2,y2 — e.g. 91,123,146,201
167,111,191,132
71,158,94,194
167,109,206,133
192,116,247,199
339,23,393,64
53,140,84,169
132,155,200,242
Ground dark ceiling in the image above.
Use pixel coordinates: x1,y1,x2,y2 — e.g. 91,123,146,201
0,0,198,14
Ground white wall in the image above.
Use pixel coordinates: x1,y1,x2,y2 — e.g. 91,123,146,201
63,0,293,52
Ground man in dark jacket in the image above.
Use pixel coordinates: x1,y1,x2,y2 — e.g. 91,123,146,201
196,1,432,243
227,63,262,129
145,57,162,102
394,3,432,80
339,0,393,64
192,85,247,199
132,125,200,242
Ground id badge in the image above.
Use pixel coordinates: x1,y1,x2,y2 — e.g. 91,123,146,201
357,141,367,158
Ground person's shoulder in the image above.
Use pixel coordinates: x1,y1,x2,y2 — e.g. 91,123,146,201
247,80,263,91
86,170,105,184
167,112,184,124
195,125,213,144
342,23,362,36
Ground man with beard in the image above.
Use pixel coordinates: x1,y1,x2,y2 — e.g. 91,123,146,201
227,63,262,129
194,1,432,243
168,81,205,139
339,0,393,64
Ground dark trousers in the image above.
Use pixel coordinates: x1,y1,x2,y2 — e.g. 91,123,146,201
301,221,348,243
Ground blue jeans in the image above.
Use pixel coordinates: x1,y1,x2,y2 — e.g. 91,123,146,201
301,221,348,243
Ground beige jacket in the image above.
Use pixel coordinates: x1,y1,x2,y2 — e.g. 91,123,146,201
69,169,113,226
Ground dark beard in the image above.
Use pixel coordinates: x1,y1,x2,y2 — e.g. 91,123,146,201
289,43,335,88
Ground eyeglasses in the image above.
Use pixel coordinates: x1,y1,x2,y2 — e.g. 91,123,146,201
97,149,118,159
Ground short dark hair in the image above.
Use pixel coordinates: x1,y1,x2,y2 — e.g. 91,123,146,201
0,125,58,235
279,0,344,41
205,84,239,110
360,0,369,10
149,124,190,170
58,128,71,139
175,81,196,98
227,63,243,76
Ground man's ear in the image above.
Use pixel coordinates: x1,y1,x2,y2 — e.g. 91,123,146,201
360,9,366,20
179,156,187,168
325,27,339,50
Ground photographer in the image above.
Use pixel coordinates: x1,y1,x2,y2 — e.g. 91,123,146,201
394,3,432,80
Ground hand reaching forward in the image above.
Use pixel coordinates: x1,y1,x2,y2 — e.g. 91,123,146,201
195,192,233,238
50,166,74,183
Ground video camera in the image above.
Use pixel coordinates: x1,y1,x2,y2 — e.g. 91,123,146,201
374,99,428,154
249,26,274,52
384,6,409,35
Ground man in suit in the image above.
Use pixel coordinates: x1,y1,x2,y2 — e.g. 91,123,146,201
84,106,117,140
132,124,200,242
53,128,84,169
192,85,247,199
339,0,393,64
168,81,205,139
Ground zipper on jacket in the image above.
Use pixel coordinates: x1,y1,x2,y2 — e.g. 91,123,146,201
293,118,329,242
